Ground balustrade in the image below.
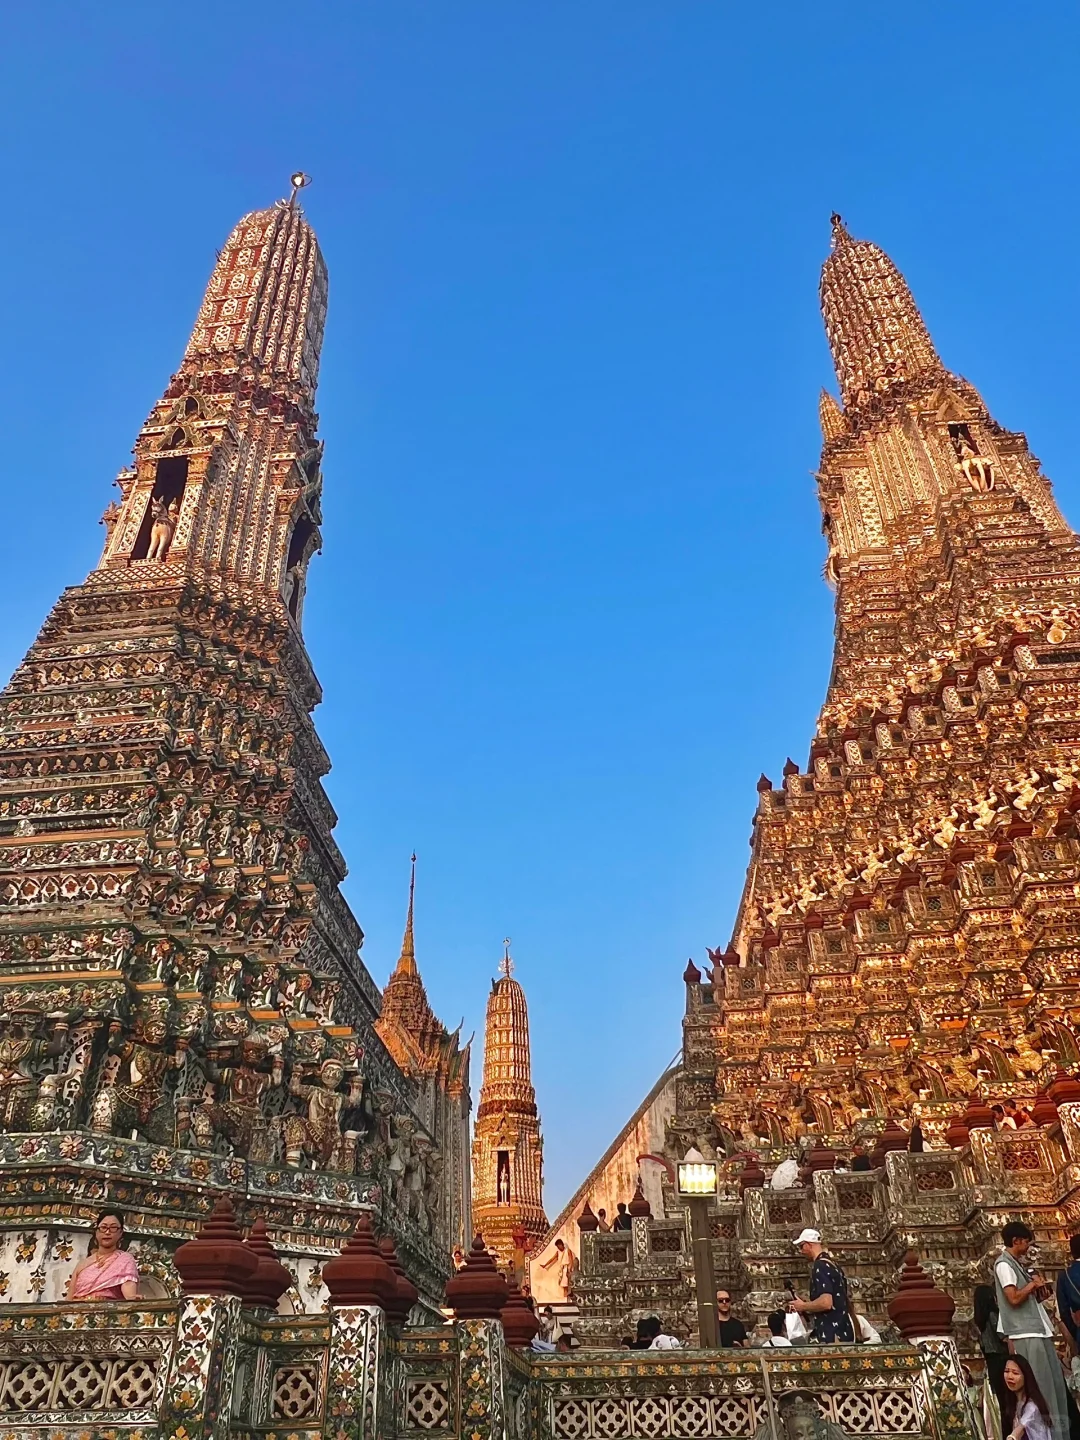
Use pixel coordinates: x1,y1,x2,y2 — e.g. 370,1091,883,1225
0,1299,974,1440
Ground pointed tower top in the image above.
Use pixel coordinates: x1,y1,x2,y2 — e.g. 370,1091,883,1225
500,937,514,979
818,388,847,444
395,853,418,978
182,193,327,408
819,215,943,410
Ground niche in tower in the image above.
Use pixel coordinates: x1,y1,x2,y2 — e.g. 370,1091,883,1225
283,515,317,619
496,1150,511,1205
131,455,189,560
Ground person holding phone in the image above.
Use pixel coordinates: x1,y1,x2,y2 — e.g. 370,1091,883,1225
993,1221,1069,1440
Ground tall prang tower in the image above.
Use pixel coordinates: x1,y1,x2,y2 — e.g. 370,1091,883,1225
471,948,547,1270
0,182,468,1308
675,214,1080,1203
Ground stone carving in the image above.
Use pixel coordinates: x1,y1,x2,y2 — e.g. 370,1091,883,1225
0,1018,70,1129
89,1006,187,1142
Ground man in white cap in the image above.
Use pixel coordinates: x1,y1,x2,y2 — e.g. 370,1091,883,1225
788,1228,855,1343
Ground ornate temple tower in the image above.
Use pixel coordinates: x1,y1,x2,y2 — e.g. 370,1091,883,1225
676,213,1080,1206
0,183,464,1307
471,949,547,1269
375,857,473,1250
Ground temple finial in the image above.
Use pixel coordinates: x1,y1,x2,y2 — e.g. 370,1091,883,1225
288,171,312,209
500,937,514,979
829,211,852,249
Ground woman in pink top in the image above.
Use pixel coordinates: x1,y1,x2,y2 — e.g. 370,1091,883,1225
67,1208,139,1301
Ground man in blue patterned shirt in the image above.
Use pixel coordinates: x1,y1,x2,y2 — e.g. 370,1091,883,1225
788,1228,856,1343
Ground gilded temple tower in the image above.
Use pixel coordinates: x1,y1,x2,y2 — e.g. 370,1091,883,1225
683,213,1080,1163
472,948,547,1269
558,216,1080,1347
0,184,464,1306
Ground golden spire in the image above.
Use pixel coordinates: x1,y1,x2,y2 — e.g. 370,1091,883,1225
820,213,943,409
472,946,547,1266
818,388,847,444
395,853,418,978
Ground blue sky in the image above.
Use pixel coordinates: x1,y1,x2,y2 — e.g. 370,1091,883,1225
3,3,1079,1210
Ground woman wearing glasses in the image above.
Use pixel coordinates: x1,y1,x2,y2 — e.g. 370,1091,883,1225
66,1208,139,1300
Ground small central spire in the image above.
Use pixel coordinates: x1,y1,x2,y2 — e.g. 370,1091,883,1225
500,937,514,979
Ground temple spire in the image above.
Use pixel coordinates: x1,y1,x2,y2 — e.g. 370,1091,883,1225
818,388,846,444
472,950,547,1268
396,853,418,977
819,213,943,409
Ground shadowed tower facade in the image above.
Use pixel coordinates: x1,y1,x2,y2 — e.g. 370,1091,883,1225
472,949,547,1269
0,184,464,1306
375,856,473,1251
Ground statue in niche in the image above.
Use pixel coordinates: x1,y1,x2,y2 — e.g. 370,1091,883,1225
281,1058,360,1170
146,496,180,561
952,432,994,492
89,1006,187,1142
0,1016,71,1130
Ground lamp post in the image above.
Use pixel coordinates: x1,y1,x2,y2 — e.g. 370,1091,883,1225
677,1147,719,1348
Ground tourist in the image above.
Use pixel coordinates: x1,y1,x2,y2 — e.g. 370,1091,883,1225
908,1120,925,1153
452,1246,465,1270
975,1283,1010,1419
1002,1355,1054,1440
855,1311,882,1344
647,1317,682,1350
850,1142,872,1172
770,1154,801,1190
993,1221,1069,1440
1055,1234,1080,1353
788,1228,855,1343
760,1311,793,1348
66,1208,139,1301
1006,1100,1034,1129
993,1104,1018,1131
613,1203,633,1231
540,1238,576,1299
618,1335,635,1349
539,1305,564,1344
597,1208,612,1233
715,1290,748,1347
631,1317,657,1349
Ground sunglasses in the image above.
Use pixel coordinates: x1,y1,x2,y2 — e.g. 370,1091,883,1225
716,1296,732,1305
